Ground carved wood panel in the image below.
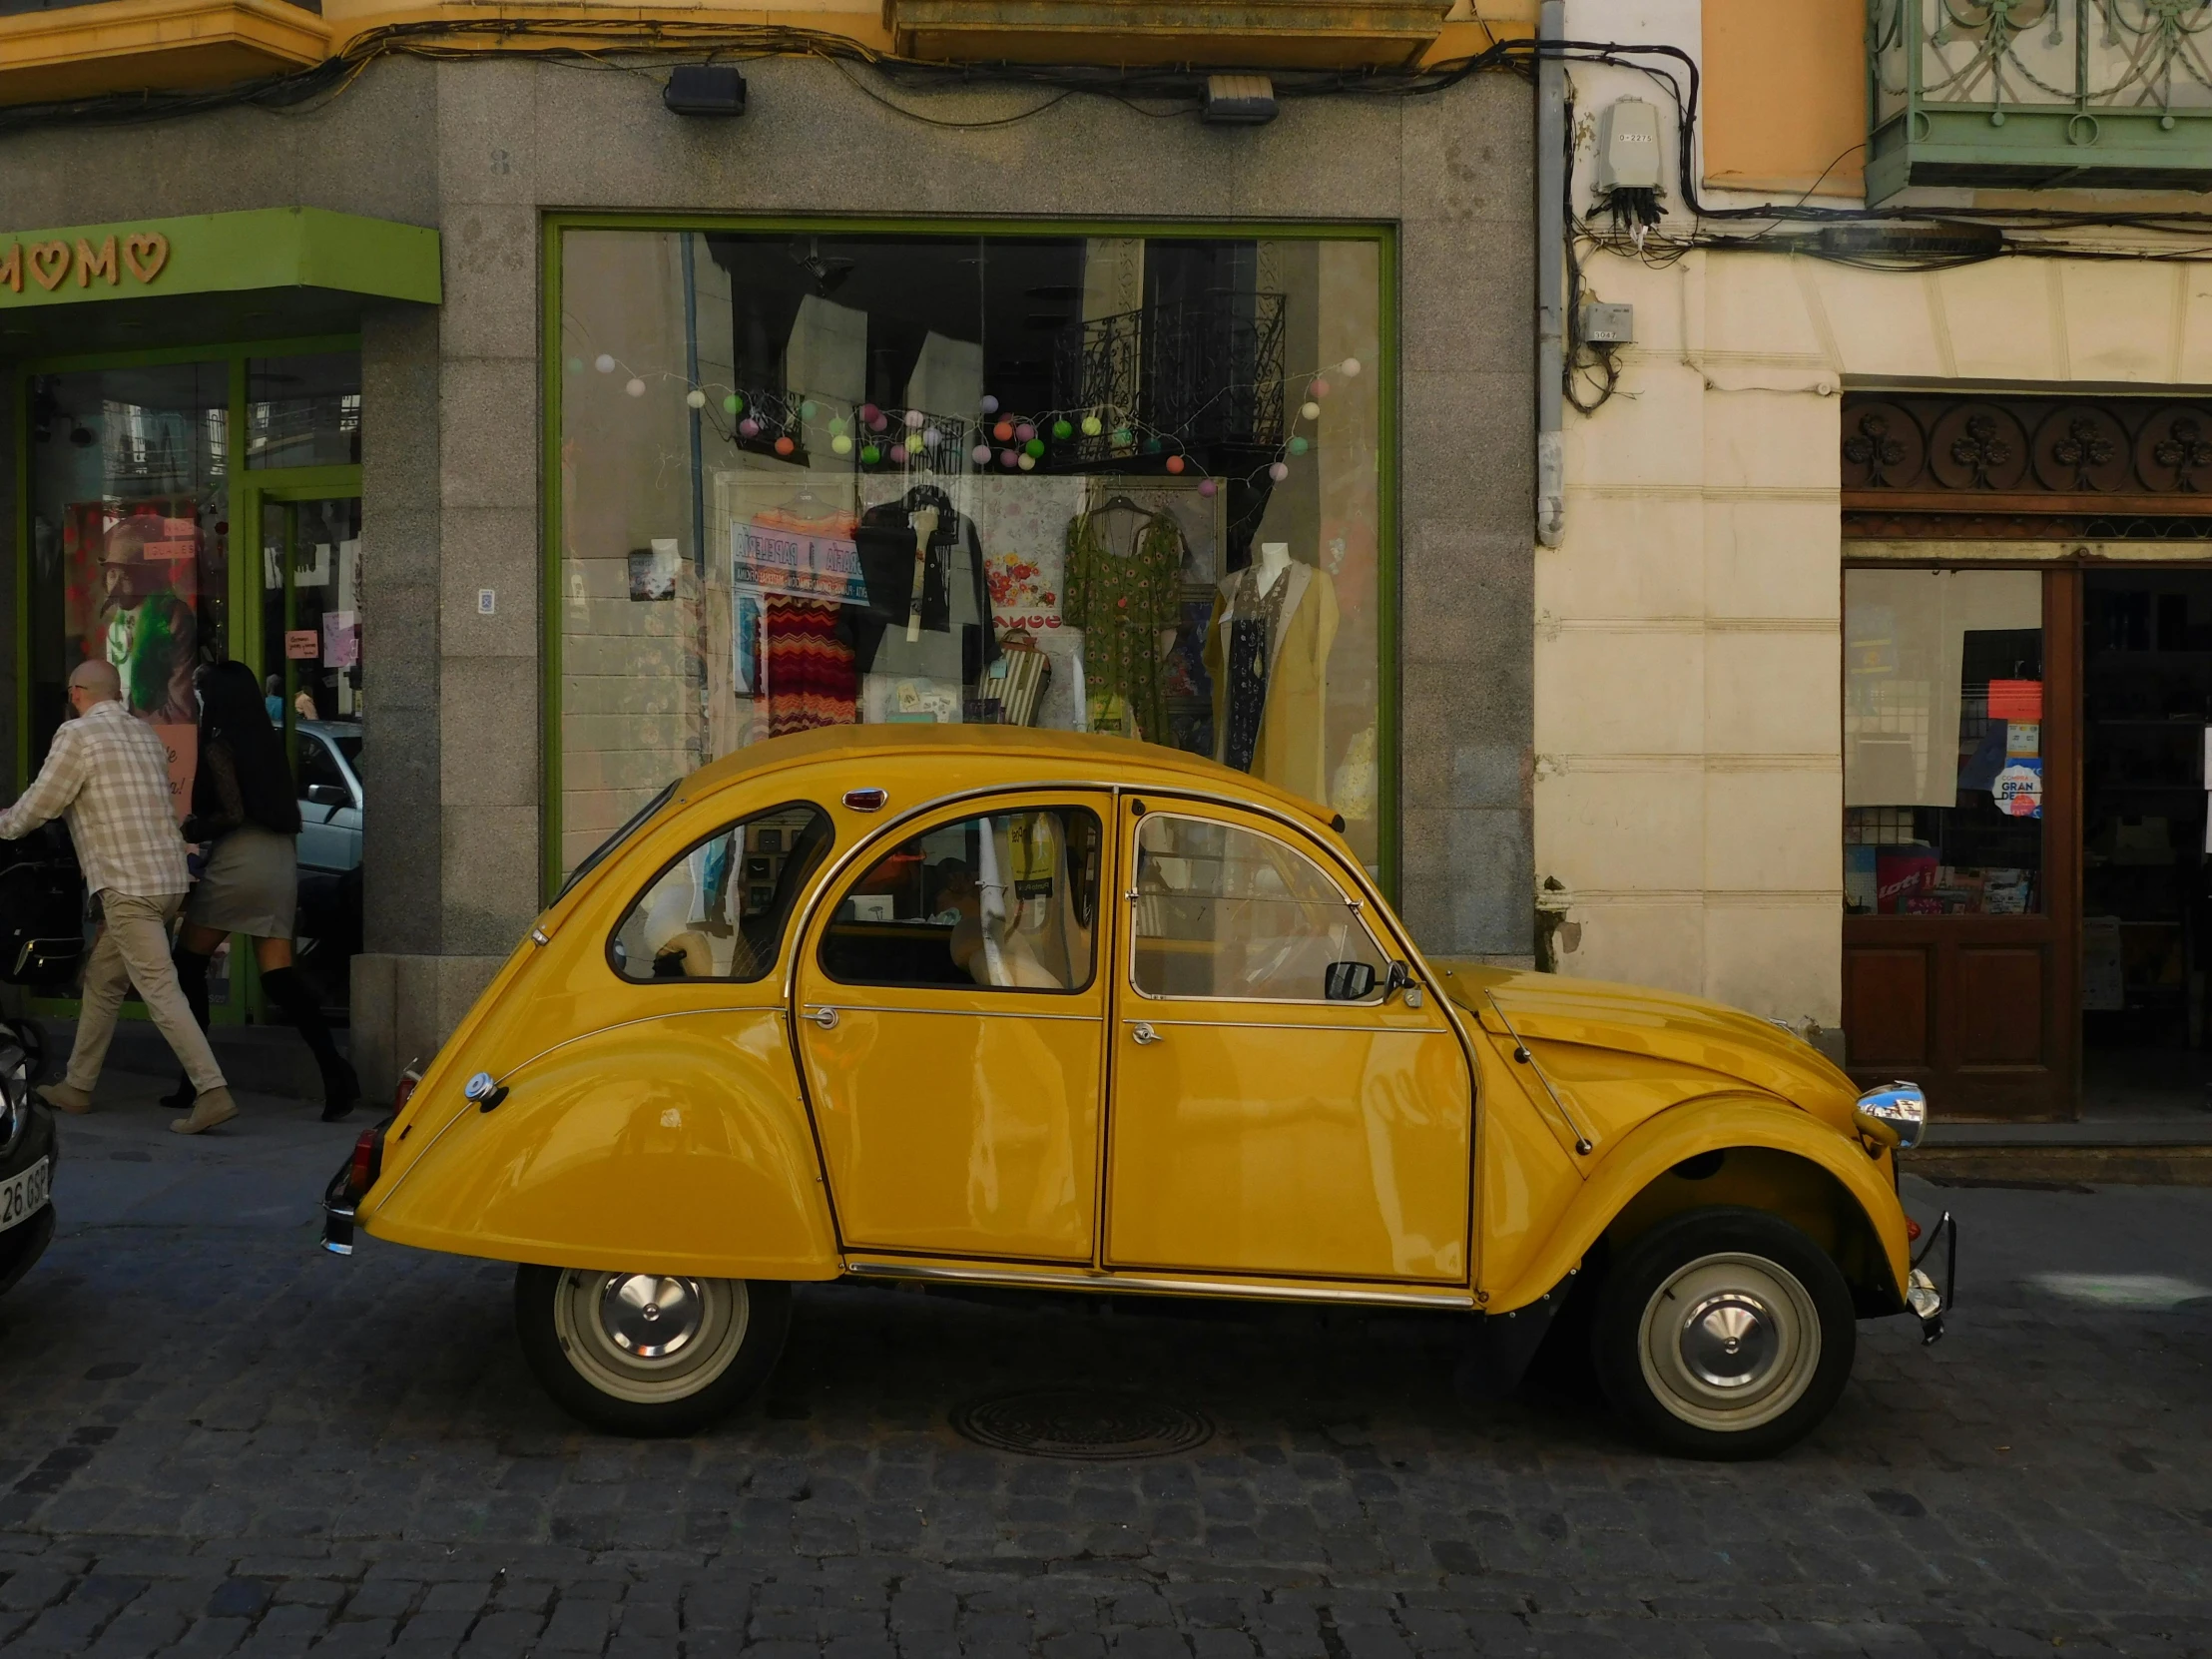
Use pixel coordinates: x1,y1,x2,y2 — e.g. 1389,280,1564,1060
1842,393,2212,516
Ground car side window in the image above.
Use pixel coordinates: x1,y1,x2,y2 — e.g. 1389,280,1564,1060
297,736,349,807
610,803,831,983
821,807,1102,992
1131,814,1388,1002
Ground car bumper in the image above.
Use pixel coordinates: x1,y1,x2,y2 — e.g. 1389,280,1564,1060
1907,1210,1956,1345
320,1155,357,1255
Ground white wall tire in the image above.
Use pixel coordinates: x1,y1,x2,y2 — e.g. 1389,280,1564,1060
1592,1209,1856,1460
516,1266,790,1436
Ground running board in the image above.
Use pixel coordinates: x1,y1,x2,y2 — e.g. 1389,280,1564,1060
843,1258,1476,1311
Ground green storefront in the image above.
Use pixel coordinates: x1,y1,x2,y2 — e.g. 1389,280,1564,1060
2,207,438,1026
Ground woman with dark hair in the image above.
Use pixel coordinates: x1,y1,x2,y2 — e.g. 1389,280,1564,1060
168,660,359,1120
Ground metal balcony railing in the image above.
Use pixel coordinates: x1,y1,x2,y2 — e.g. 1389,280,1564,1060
1869,0,2212,201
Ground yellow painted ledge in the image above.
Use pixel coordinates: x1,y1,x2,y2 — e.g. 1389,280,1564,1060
0,0,329,103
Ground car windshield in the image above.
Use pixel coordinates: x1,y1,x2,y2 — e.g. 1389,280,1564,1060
557,781,679,903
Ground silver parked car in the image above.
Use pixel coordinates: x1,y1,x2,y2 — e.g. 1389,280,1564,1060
296,721,362,874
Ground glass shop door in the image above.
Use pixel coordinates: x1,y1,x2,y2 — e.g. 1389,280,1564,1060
258,494,365,1016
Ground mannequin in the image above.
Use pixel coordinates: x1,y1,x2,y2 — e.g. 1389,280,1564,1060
1204,541,1339,802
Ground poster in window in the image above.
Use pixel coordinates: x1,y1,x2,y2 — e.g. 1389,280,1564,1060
66,500,203,817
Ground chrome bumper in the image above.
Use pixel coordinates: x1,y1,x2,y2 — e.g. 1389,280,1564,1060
1908,1210,1956,1345
319,1161,356,1256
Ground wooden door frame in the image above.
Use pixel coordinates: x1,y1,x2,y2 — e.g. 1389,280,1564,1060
1840,560,2082,1121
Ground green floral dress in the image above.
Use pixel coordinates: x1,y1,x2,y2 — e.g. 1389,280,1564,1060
1062,510,1184,743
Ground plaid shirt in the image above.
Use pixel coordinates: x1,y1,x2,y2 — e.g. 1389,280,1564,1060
0,699,189,898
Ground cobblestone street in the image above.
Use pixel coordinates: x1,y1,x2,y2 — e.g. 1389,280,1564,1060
0,1077,2207,1656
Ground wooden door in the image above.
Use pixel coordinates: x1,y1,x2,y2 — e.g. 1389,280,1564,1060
1842,568,2080,1120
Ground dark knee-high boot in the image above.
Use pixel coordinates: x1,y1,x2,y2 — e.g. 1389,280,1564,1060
163,947,214,1110
261,965,358,1121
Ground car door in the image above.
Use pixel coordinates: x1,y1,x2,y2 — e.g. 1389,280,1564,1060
295,731,355,872
1105,802,1471,1284
794,794,1111,1264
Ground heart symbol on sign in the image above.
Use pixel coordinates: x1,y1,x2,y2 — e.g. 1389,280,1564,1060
28,242,69,290
124,232,168,283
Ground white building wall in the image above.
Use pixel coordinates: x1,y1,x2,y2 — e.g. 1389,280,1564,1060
1548,242,2212,1029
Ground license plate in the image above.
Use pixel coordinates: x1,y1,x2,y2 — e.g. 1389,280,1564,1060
0,1158,50,1234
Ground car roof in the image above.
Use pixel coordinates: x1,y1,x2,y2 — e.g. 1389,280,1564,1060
682,723,1341,829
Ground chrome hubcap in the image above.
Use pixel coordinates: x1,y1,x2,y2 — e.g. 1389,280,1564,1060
1637,1252,1821,1433
1678,1293,1777,1388
599,1274,704,1361
553,1271,752,1405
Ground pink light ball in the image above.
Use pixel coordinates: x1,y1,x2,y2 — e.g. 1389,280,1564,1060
888,444,909,465
1164,455,1185,474
1268,460,1290,482
1309,378,1331,399
971,443,992,464
867,411,888,433
1015,422,1036,443
1198,478,1219,497
738,417,761,438
903,409,925,430
1342,357,1362,376
999,449,1019,468
859,403,880,425
624,377,647,398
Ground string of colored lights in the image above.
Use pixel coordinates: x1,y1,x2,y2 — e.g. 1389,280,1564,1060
566,349,1366,497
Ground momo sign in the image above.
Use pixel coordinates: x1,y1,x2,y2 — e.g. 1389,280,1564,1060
0,208,440,313
0,230,169,294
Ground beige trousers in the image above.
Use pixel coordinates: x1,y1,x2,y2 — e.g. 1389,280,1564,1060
65,890,227,1095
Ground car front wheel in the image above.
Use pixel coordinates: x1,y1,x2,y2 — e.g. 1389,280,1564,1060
1591,1208,1856,1460
515,1265,790,1436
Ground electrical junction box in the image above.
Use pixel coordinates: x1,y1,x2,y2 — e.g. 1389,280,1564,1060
1579,301,1634,344
1595,97,1662,191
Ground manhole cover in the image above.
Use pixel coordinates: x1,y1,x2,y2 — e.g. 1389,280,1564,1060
951,1387,1214,1460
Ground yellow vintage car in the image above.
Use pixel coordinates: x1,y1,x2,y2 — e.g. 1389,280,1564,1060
322,726,1946,1459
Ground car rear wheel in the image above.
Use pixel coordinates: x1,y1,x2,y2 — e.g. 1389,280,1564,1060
515,1266,790,1436
1591,1208,1855,1460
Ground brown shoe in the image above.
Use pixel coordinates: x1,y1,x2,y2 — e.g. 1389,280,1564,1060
170,1087,239,1135
35,1082,93,1115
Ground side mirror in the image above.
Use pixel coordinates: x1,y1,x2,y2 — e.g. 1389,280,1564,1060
1324,960,1378,1001
306,783,349,808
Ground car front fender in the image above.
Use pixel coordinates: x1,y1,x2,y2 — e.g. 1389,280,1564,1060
1481,1094,1909,1315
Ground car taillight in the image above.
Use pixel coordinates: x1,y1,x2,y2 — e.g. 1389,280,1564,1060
348,1127,384,1196
1907,1218,1922,1242
393,1069,420,1113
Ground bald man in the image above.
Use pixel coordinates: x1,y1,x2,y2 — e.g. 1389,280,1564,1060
0,660,238,1133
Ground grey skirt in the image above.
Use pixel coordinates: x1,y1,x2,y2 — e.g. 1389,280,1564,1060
183,825,298,939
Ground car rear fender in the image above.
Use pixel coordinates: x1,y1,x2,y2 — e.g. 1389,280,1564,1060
1480,1095,1909,1316
359,1006,840,1280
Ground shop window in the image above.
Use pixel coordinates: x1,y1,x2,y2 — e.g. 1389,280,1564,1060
1130,814,1385,1000
821,807,1101,992
248,353,361,469
555,227,1386,881
1844,569,2044,916
609,804,831,982
24,363,231,808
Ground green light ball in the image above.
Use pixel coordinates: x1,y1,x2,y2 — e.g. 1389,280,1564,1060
1081,415,1103,437
1112,428,1133,446
1024,437,1046,458
860,443,881,465
800,400,818,419
1288,435,1310,456
1141,436,1162,455
566,356,584,374
831,433,853,456
723,394,743,415
830,416,848,436
1052,420,1073,440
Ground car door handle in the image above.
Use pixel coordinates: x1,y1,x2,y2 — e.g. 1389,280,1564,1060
1130,1021,1161,1046
804,1005,838,1029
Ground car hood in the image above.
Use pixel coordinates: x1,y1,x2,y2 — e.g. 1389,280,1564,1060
1429,960,1862,1132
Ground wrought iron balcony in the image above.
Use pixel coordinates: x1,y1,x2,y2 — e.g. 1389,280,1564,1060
1869,0,2212,202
